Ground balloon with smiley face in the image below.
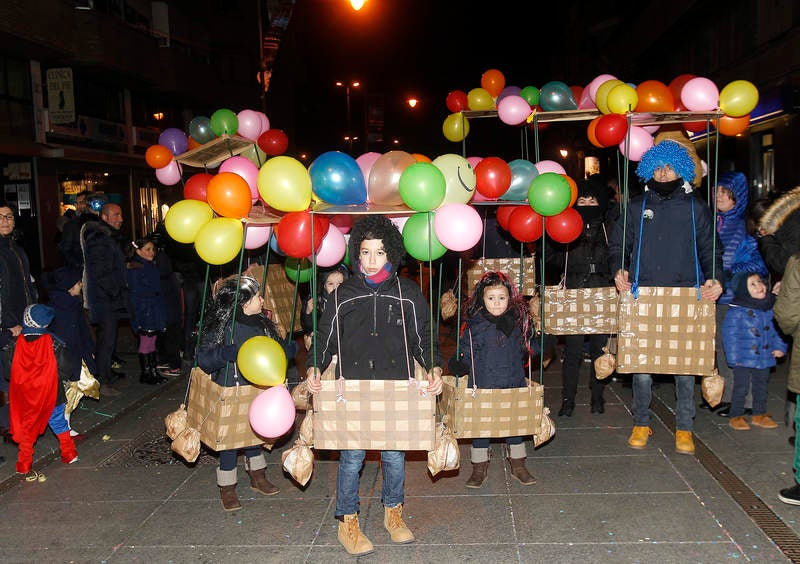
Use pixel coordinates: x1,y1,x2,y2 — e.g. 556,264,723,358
431,154,477,206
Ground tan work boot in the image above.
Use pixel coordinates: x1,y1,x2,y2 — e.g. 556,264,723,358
729,416,750,430
338,514,374,555
384,503,415,543
675,430,695,454
628,426,652,449
751,414,779,428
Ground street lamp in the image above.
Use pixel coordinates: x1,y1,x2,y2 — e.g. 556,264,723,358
336,80,360,154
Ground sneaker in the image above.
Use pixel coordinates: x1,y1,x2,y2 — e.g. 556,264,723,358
628,426,652,449
675,430,695,454
751,414,778,428
158,367,182,377
156,362,170,370
779,484,800,505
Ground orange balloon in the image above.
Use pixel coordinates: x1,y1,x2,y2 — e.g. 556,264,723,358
145,144,173,169
587,117,604,148
562,174,578,207
206,172,253,218
481,68,506,98
635,80,675,113
411,153,432,163
187,137,201,150
718,114,750,136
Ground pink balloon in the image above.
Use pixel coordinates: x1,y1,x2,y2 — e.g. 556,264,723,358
368,151,416,205
244,225,272,250
466,156,483,169
219,156,260,201
356,152,382,187
257,111,271,137
310,223,347,267
681,77,720,111
577,85,597,109
330,214,353,234
433,203,483,252
249,385,296,439
471,190,493,202
497,95,532,126
588,74,617,102
388,214,410,232
155,160,182,186
618,126,654,161
642,124,661,134
237,109,262,141
534,160,566,175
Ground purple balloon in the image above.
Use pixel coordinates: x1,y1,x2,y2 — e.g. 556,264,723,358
496,85,522,105
159,128,189,155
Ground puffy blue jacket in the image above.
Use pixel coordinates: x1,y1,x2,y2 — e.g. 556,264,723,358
722,305,786,369
454,314,530,389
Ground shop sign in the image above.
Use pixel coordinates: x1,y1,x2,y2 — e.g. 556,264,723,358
46,68,76,125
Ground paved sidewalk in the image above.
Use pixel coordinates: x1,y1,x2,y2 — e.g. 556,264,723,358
0,342,799,562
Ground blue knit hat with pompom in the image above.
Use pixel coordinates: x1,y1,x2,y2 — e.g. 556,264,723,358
636,140,697,183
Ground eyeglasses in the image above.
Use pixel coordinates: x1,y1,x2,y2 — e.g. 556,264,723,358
0,214,14,221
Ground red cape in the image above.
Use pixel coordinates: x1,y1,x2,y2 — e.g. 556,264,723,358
9,334,58,444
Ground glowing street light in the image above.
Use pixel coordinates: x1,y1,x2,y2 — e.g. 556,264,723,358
349,0,366,11
336,80,361,154
407,98,418,109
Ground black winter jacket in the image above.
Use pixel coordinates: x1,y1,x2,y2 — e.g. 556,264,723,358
455,313,530,389
81,220,128,323
307,270,441,380
548,215,613,289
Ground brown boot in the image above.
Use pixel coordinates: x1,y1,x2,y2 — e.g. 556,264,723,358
217,468,241,511
466,461,489,488
337,513,374,555
247,468,279,495
508,457,537,485
384,503,415,543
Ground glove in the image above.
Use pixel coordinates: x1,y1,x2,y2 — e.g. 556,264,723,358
448,358,469,376
221,344,239,362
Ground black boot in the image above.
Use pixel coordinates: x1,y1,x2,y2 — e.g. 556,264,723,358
147,352,167,384
558,398,574,417
138,353,150,384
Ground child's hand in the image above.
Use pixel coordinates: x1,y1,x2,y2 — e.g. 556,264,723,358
425,367,443,396
773,350,786,358
614,269,631,292
306,367,322,394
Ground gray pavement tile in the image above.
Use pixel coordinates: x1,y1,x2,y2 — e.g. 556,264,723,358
324,543,519,563
0,547,112,562
109,546,311,563
126,498,333,547
517,542,787,563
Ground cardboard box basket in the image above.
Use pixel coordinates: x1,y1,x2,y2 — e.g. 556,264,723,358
543,286,618,335
465,257,537,296
439,375,544,439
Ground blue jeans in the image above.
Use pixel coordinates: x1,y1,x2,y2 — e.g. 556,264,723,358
632,373,695,431
730,366,769,417
472,436,522,448
336,450,405,516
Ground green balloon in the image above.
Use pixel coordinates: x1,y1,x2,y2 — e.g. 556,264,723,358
402,212,447,261
520,85,540,107
285,257,312,283
398,162,446,212
210,108,239,137
528,172,572,217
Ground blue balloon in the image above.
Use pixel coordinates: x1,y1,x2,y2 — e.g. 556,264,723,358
309,151,367,205
539,81,578,111
501,159,539,201
269,232,286,257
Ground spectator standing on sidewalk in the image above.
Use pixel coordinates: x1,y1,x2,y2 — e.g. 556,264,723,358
81,203,128,392
59,190,101,268
609,140,724,456
150,230,182,377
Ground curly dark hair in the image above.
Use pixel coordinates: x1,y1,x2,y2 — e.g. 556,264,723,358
347,215,406,270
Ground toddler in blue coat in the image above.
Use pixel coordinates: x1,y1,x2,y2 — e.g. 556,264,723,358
722,271,787,430
448,271,538,488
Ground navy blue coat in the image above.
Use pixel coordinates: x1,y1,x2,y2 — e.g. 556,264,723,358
48,289,97,380
455,314,530,389
126,256,167,333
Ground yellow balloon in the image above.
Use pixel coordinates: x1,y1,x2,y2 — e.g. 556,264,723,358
194,217,243,265
237,336,287,386
432,153,476,205
607,83,639,115
719,80,759,118
442,112,470,143
467,87,495,111
595,79,625,114
164,199,214,244
257,156,312,212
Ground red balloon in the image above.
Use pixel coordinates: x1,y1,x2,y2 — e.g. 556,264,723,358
587,117,605,148
668,74,696,111
257,129,289,156
474,157,512,199
569,85,584,104
595,114,629,147
635,80,675,113
684,119,716,133
145,144,173,169
207,172,252,218
496,205,518,231
508,207,544,243
275,211,329,258
183,172,213,202
546,207,583,244
445,90,469,113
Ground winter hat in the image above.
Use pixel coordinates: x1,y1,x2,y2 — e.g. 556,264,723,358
654,130,703,187
636,140,696,184
730,271,759,299
22,304,55,336
45,265,82,292
577,176,609,210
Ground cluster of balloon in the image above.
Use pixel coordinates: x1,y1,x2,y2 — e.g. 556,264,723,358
582,74,759,159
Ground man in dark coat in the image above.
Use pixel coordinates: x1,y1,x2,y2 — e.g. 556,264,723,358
81,203,127,388
59,190,102,268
